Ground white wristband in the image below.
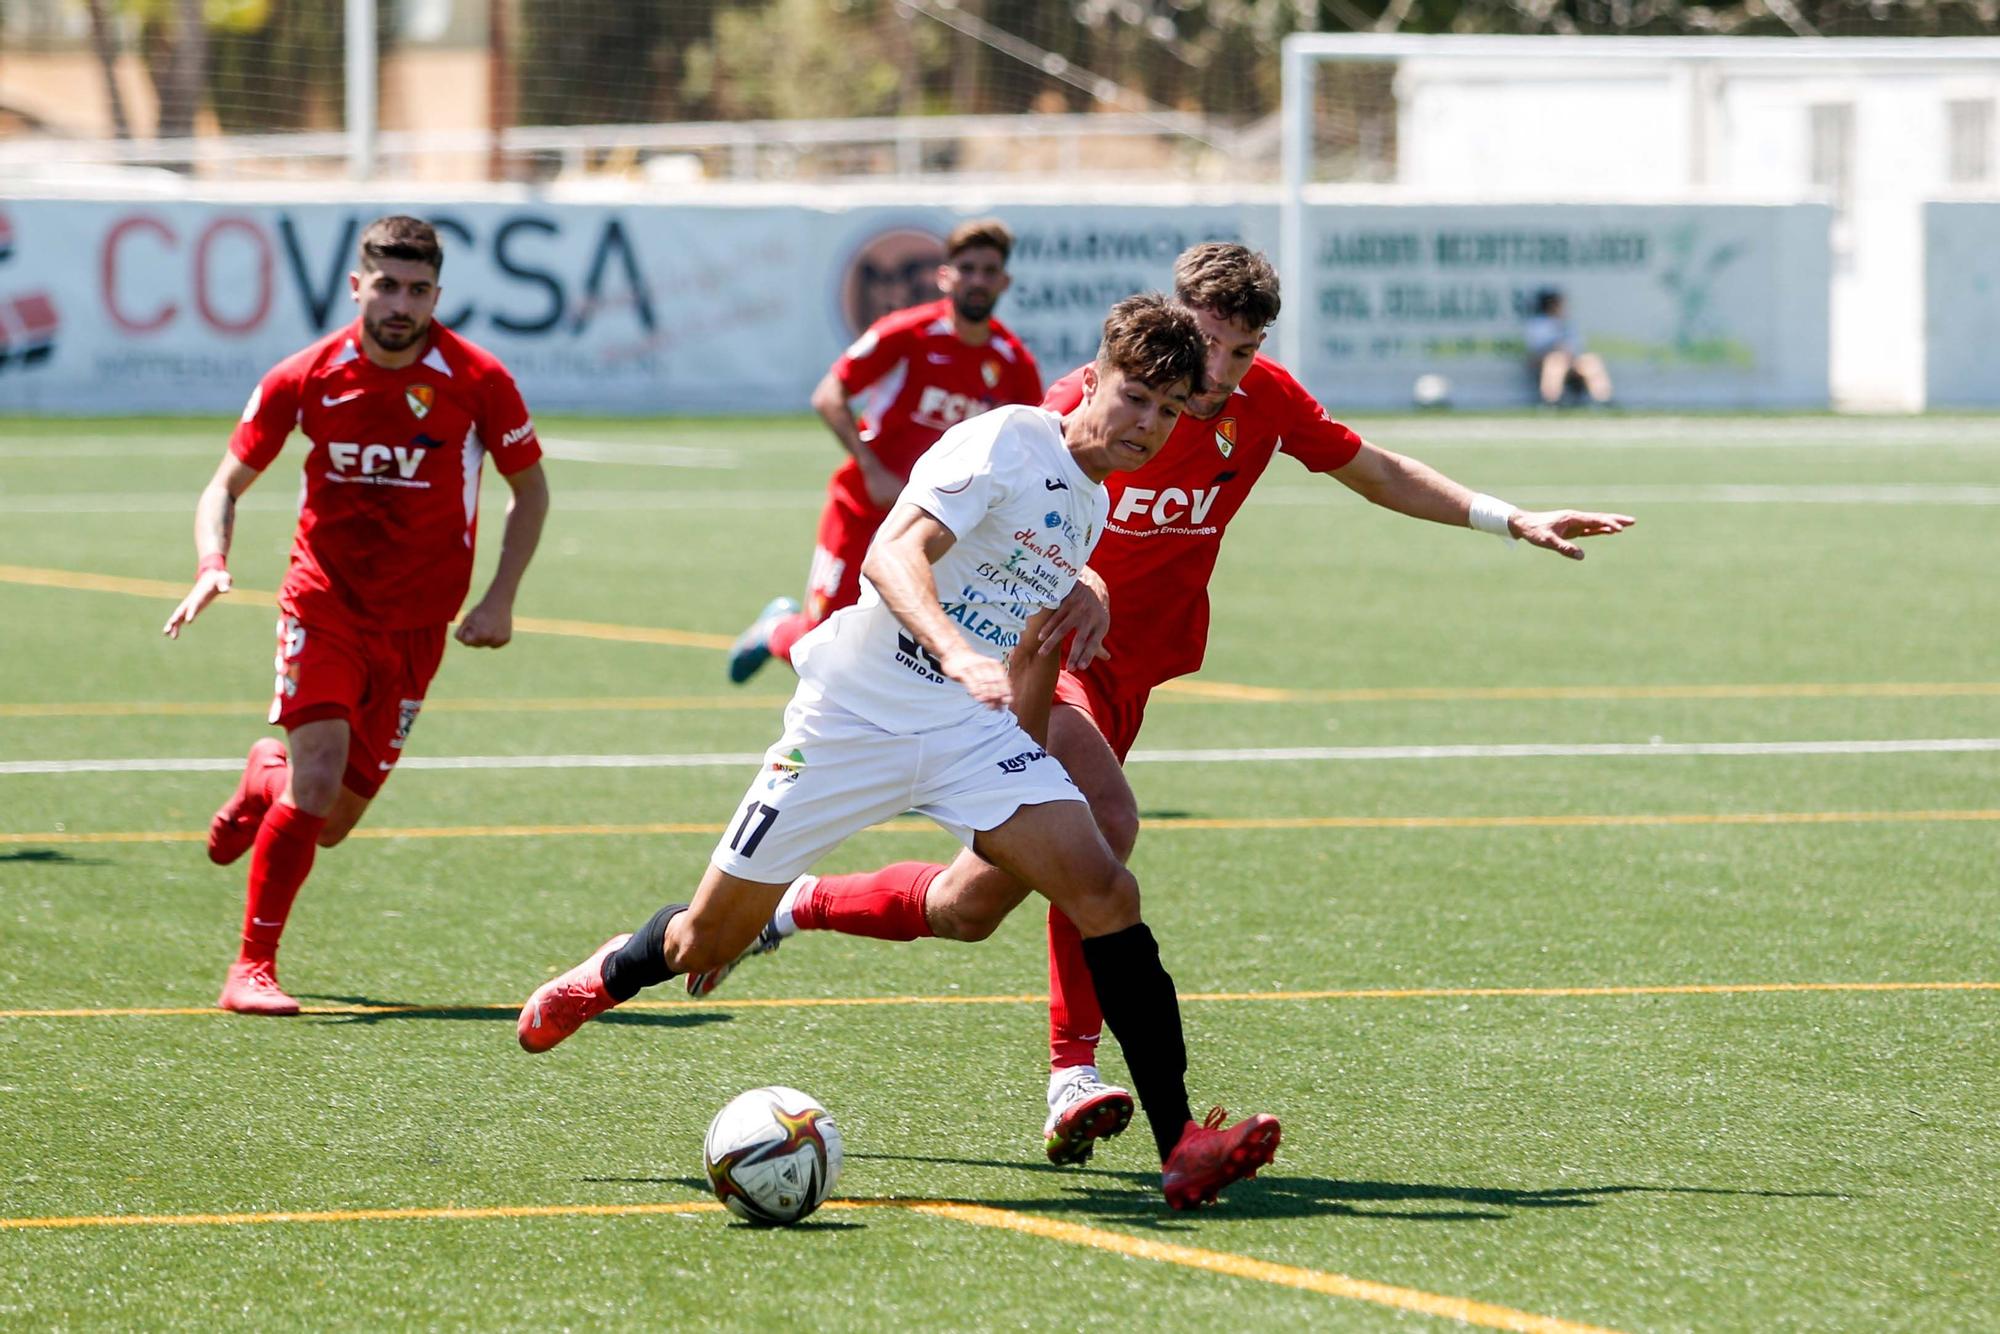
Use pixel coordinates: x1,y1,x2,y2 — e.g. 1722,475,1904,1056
1467,493,1518,542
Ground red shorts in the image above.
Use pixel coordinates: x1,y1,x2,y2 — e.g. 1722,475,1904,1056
803,496,887,624
268,610,448,799
1054,668,1150,763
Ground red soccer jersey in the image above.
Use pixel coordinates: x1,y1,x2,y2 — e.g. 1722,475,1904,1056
828,298,1042,513
1044,355,1363,693
229,321,542,631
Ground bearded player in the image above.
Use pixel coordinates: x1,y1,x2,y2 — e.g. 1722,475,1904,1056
693,243,1636,1165
726,217,1042,683
163,215,550,1016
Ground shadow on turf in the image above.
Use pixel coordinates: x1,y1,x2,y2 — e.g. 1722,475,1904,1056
583,1176,869,1230
0,848,106,866
295,995,734,1031
844,1152,1845,1227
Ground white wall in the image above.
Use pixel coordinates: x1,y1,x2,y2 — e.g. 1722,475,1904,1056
1396,58,2000,410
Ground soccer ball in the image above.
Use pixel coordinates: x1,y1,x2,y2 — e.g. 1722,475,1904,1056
702,1086,843,1225
1412,372,1453,409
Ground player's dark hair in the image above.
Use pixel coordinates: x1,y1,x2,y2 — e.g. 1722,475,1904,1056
358,215,444,276
1172,242,1280,331
1534,286,1564,315
1096,293,1207,397
945,217,1014,263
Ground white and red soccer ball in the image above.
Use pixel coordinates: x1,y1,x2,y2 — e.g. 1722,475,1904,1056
703,1086,843,1225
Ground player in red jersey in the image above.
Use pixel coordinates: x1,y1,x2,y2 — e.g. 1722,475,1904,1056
727,217,1043,683
162,216,550,1016
690,242,1636,1163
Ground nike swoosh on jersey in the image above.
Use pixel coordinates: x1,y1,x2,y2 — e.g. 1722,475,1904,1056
321,391,365,407
926,353,952,364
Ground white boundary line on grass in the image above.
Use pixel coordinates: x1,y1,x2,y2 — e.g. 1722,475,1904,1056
7,736,2000,777
11,482,2000,513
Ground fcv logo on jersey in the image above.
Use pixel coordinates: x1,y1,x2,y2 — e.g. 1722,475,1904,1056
327,440,433,483
1111,485,1223,528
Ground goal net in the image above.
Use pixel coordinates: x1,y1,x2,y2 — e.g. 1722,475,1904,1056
0,0,1287,185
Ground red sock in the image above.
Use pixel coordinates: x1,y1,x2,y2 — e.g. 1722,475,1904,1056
767,612,813,666
1047,906,1104,1069
791,862,940,940
239,802,327,960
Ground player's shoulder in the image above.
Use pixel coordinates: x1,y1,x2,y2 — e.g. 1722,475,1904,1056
877,299,954,339
972,401,1057,445
1227,355,1319,417
1041,364,1089,411
425,323,518,386
942,403,1055,463
273,324,361,385
984,317,1035,363
1241,354,1310,399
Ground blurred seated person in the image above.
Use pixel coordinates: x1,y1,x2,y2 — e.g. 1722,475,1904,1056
1524,287,1612,406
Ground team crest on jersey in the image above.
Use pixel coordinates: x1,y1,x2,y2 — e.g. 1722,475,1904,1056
981,359,1001,389
1214,417,1237,459
405,384,435,419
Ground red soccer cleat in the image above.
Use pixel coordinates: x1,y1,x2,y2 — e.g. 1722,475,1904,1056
208,738,288,866
518,934,631,1053
1161,1107,1282,1210
217,956,300,1016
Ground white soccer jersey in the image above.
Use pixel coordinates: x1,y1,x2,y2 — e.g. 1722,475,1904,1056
791,404,1108,735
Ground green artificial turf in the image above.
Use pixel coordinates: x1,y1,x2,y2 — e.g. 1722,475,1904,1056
1,413,1996,1331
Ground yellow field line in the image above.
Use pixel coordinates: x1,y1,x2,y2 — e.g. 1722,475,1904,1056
1,980,1989,1022
0,1196,1618,1329
0,563,730,651
10,807,2000,849
0,1200,730,1230
11,559,2000,707
915,1202,1624,1334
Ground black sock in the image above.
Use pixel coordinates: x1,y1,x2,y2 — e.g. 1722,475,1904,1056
1080,922,1194,1161
600,903,688,1001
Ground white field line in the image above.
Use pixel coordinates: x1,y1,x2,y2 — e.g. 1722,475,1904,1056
536,437,738,469
1334,417,2000,446
7,737,2000,777
10,482,2000,516
0,489,821,514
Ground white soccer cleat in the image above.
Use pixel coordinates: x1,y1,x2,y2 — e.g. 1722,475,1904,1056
1042,1067,1134,1166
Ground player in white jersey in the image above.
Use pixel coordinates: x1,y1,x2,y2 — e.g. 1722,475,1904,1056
518,295,1282,1210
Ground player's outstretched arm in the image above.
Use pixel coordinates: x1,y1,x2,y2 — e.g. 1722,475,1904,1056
457,461,550,649
162,454,262,639
862,504,1011,711
1330,442,1635,560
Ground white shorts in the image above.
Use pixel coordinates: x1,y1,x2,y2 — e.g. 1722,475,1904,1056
709,692,1084,884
